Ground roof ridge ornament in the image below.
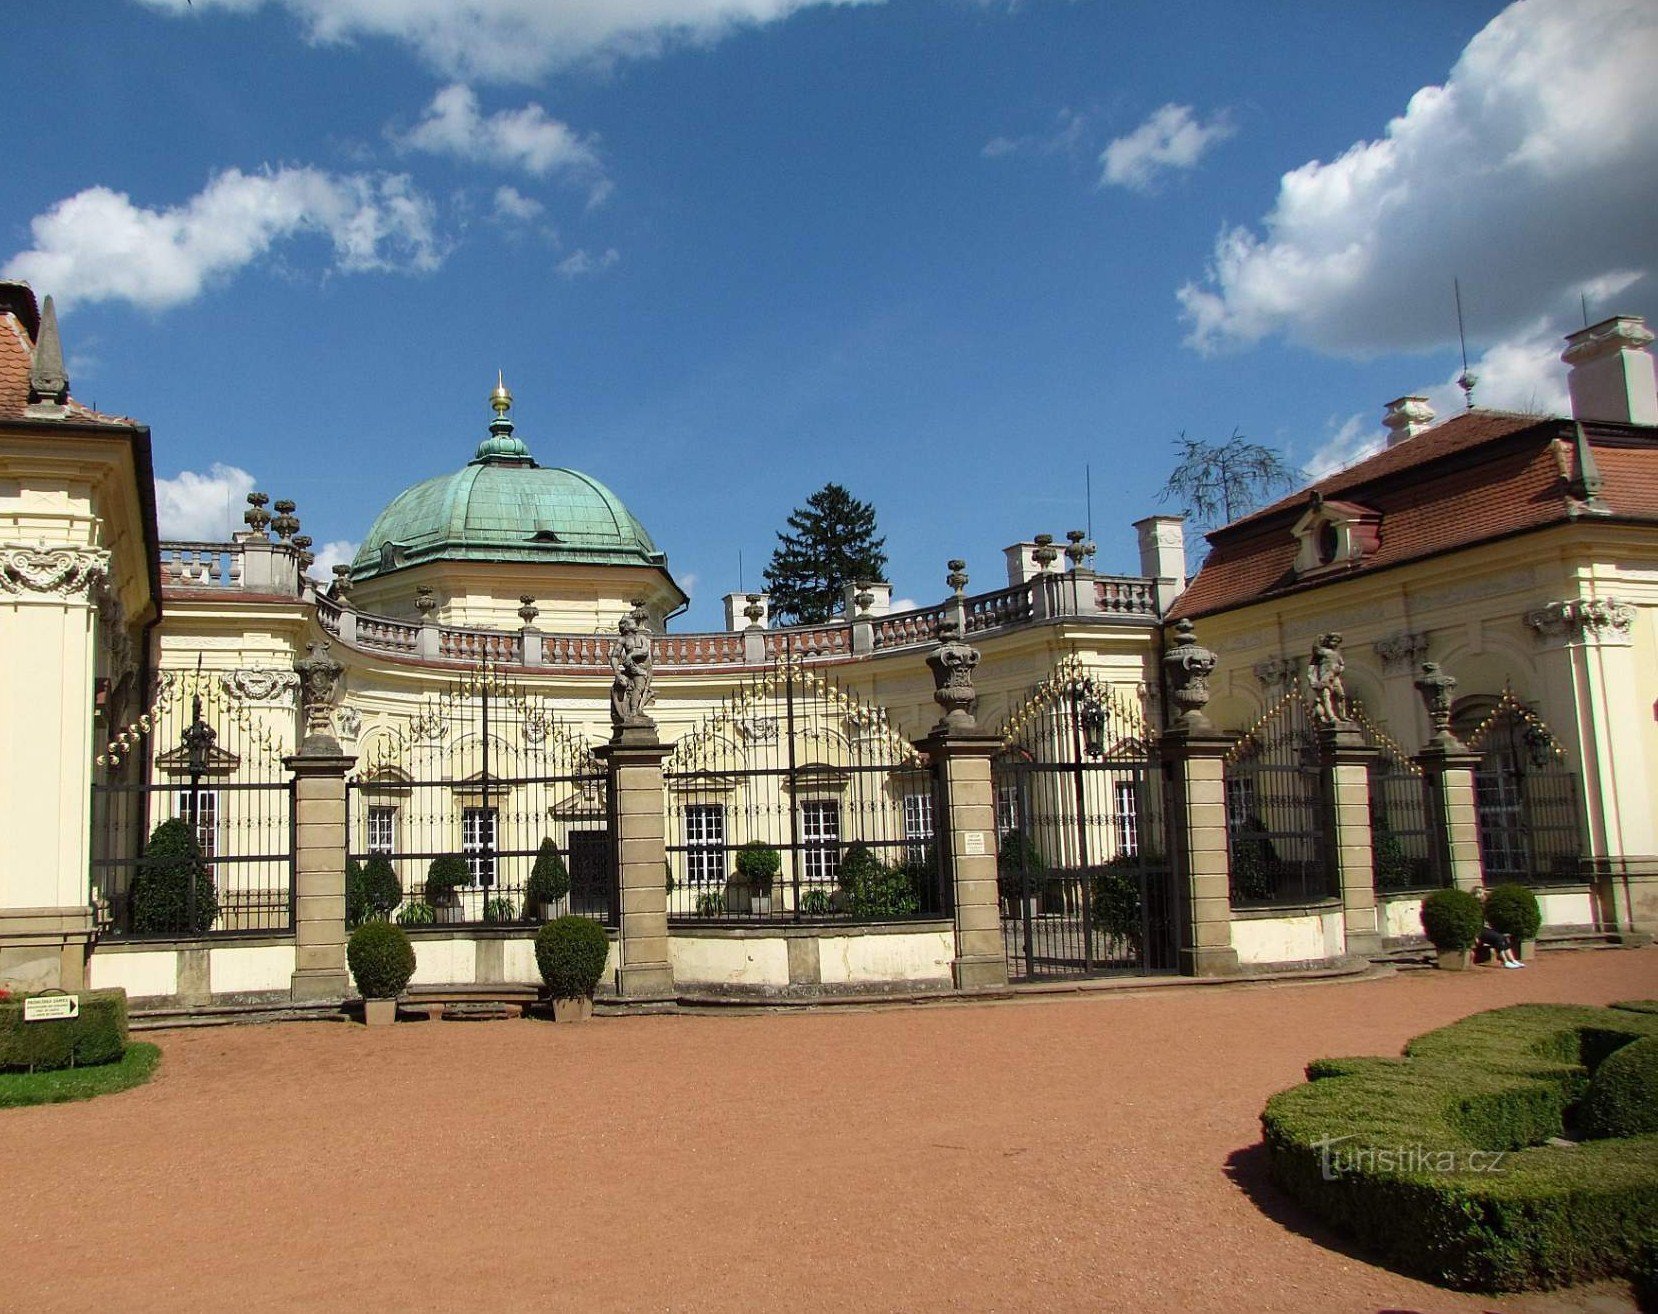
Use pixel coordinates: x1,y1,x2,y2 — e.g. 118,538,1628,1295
26,293,69,411
473,371,534,465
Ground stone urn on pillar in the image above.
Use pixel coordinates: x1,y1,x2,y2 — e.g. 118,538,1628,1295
1162,619,1218,731
926,619,981,735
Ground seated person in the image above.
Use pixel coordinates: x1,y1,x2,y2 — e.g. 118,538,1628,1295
1474,921,1525,969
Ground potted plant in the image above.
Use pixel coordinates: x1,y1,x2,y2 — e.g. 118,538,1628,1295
347,920,417,1025
362,854,403,922
1420,887,1483,970
996,829,1044,915
533,915,612,1022
524,838,570,921
425,854,469,924
730,841,780,916
1482,883,1543,961
396,901,435,927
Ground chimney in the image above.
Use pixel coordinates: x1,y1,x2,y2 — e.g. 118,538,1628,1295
1562,315,1658,425
1132,515,1187,614
722,592,769,630
1382,395,1434,446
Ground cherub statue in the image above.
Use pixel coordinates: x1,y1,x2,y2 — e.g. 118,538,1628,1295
608,615,655,727
1307,631,1348,726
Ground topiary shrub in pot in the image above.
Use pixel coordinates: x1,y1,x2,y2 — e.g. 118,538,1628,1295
729,841,780,915
524,838,570,921
996,829,1044,911
131,817,219,935
534,915,611,1022
347,921,417,1026
1420,887,1483,970
425,854,469,924
1482,883,1543,960
362,855,403,922
1090,856,1145,959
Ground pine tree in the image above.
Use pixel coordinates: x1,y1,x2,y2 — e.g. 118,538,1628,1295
763,483,888,624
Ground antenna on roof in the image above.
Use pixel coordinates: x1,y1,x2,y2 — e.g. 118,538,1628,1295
738,549,744,594
1085,463,1093,541
1454,278,1477,410
1581,290,1591,330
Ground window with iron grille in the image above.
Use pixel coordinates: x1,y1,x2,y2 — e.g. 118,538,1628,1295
683,803,726,890
903,791,934,866
1114,780,1140,857
366,805,397,856
462,806,497,886
995,782,1021,836
176,788,219,864
1225,776,1256,832
800,800,840,885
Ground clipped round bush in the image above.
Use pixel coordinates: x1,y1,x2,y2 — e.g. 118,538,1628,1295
1579,1035,1658,1139
524,838,570,912
362,855,403,919
1090,859,1143,948
1419,886,1483,951
131,817,219,935
735,842,780,895
425,854,469,905
344,914,414,1000
1482,883,1543,942
347,921,416,999
534,916,611,1000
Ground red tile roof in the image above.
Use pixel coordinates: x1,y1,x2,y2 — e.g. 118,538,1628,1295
0,285,138,427
1171,410,1658,620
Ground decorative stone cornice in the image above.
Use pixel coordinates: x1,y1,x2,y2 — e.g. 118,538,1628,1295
1523,598,1635,648
1373,630,1429,673
0,542,110,598
221,668,302,703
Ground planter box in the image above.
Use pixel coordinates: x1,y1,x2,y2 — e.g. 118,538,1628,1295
435,901,464,925
538,897,569,923
552,996,593,1023
1436,948,1471,971
363,998,397,1027
1518,938,1538,962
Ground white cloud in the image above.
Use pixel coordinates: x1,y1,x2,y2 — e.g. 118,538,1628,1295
398,85,606,203
888,597,919,613
982,108,1088,161
309,539,360,579
3,168,442,311
1302,414,1382,483
154,464,256,540
556,247,620,278
1178,0,1658,356
134,0,880,83
493,186,545,223
1099,104,1234,192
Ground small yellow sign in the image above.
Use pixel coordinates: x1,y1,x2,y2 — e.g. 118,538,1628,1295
22,994,80,1023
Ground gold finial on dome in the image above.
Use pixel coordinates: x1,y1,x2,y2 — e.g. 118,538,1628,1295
490,370,513,417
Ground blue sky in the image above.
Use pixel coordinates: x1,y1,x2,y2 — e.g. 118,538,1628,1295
6,0,1654,627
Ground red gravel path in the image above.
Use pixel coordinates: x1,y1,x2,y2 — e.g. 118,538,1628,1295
4,950,1655,1313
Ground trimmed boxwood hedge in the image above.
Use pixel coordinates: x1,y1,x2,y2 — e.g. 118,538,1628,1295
1261,1003,1658,1291
0,989,129,1072
1580,1035,1658,1139
534,916,611,1000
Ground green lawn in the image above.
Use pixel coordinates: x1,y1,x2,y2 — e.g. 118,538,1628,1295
0,1043,161,1108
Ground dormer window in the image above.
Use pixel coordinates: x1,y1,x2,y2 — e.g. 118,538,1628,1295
1291,494,1381,576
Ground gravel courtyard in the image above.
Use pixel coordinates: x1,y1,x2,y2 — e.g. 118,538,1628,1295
4,949,1655,1313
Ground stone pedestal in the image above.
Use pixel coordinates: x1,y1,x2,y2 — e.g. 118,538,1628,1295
1318,724,1381,958
285,751,354,1001
1159,726,1239,977
596,726,674,999
1415,740,1485,893
917,730,1007,991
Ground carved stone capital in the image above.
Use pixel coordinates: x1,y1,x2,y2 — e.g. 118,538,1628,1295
221,668,302,703
1523,598,1635,648
0,542,110,598
1373,630,1429,673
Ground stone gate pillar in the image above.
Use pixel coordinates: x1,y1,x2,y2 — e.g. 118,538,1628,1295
919,605,1007,991
1159,621,1238,977
596,728,674,999
1412,662,1485,894
287,642,352,1001
1318,724,1381,957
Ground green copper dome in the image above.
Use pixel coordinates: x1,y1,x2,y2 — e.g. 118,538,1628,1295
350,388,668,581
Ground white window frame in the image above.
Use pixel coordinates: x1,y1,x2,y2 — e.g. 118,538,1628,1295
366,805,397,856
176,787,219,866
995,782,1021,837
683,803,726,890
1114,780,1140,857
903,791,934,867
800,799,840,886
462,806,497,886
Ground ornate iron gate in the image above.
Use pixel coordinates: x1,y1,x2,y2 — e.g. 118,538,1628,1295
992,662,1174,980
1464,689,1583,885
92,666,296,935
1224,684,1334,906
346,663,613,926
663,655,941,923
1351,705,1438,893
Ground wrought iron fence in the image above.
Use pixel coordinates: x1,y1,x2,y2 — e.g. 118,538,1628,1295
992,662,1175,980
1224,684,1335,906
1350,706,1439,893
346,665,614,928
91,668,295,936
1465,692,1584,886
663,653,943,924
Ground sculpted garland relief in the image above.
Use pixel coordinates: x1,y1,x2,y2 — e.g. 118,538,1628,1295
0,542,110,597
1523,598,1635,647
220,668,302,702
